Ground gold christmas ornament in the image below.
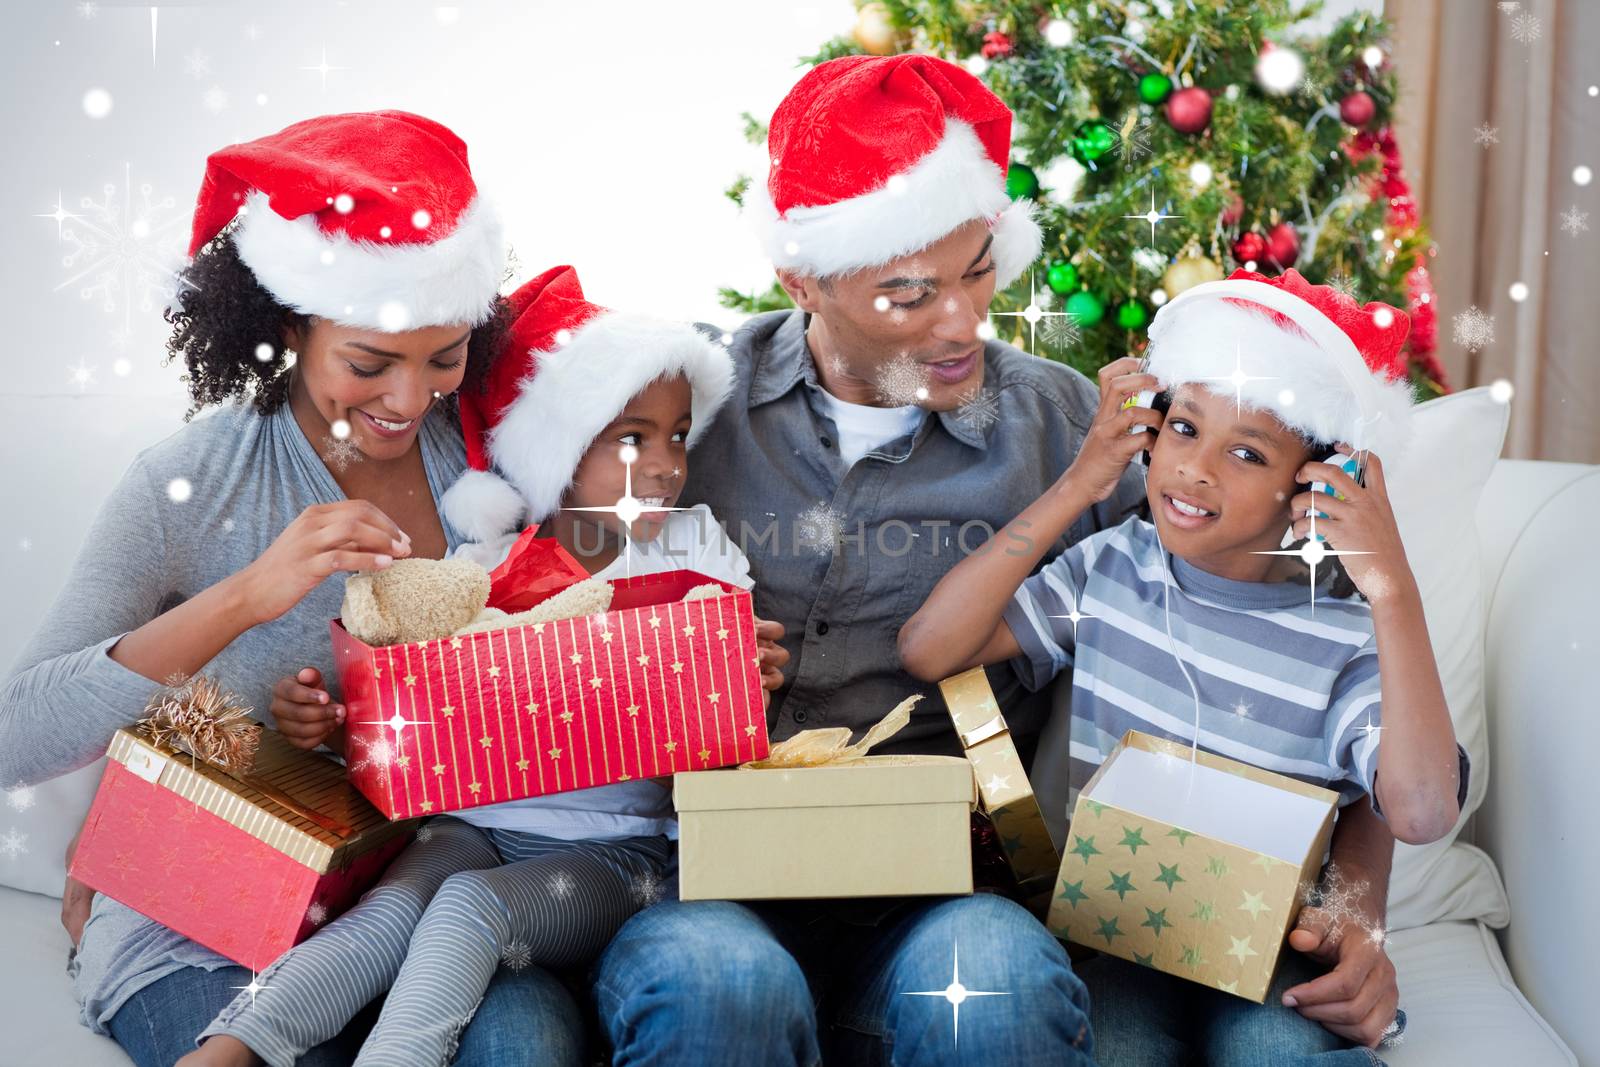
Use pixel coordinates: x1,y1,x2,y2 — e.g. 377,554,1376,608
1161,253,1224,298
853,2,900,55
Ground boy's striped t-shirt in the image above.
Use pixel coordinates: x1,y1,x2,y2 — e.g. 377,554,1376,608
1002,516,1394,811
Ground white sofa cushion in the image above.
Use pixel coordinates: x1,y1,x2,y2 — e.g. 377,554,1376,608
3,761,104,899
0,885,131,1066
1381,387,1511,931
1384,919,1575,1065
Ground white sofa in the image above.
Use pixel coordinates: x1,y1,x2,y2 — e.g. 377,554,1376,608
0,449,1592,1064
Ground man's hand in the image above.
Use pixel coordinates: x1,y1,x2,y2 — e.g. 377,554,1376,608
61,825,93,948
1283,903,1400,1047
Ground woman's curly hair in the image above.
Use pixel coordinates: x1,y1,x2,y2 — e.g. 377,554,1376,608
163,228,510,421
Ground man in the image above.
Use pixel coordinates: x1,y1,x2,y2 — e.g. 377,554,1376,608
592,54,1400,1064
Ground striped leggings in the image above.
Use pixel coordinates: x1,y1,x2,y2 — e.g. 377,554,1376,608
197,816,670,1067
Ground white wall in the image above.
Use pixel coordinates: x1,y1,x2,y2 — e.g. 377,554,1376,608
0,0,855,667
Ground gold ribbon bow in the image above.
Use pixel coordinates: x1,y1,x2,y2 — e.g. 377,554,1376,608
743,695,923,769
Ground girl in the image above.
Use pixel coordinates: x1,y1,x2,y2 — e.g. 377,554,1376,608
187,265,788,1067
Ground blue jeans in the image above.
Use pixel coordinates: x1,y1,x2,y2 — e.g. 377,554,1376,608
107,961,585,1067
1077,949,1391,1065
593,892,1095,1066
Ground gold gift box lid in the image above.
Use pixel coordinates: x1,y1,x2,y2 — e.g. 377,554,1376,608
108,723,412,871
674,755,976,812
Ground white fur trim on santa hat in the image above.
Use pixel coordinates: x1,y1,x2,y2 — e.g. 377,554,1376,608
440,467,528,545
232,191,504,330
489,314,735,524
748,120,1042,288
1145,282,1415,462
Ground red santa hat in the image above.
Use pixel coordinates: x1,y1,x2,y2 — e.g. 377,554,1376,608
186,110,504,331
441,265,735,543
1144,269,1416,461
749,54,1041,287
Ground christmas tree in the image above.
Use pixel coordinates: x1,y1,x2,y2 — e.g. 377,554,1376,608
720,0,1448,396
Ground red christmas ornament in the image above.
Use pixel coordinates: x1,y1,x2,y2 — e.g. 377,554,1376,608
981,31,1014,59
1340,90,1376,128
1221,193,1245,227
1165,86,1213,135
1231,231,1267,266
1265,221,1300,269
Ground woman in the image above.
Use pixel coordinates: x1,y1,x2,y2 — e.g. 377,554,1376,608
0,111,584,1067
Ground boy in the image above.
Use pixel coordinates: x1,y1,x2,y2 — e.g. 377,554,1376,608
900,268,1467,1060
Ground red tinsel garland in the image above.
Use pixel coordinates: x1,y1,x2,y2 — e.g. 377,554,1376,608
1350,127,1449,392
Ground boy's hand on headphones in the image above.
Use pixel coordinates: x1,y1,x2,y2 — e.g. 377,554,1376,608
1065,357,1165,503
1289,446,1414,602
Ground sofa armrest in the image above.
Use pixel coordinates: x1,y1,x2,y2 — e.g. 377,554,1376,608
1473,461,1600,1066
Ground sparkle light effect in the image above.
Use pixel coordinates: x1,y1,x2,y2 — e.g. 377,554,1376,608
229,971,268,1009
1123,189,1184,245
989,270,1082,355
1194,343,1279,420
901,942,1011,1049
301,45,347,91
560,444,690,578
1252,508,1371,614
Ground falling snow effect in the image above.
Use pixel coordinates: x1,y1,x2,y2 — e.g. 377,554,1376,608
550,871,575,899
1560,205,1590,237
415,823,435,844
1510,12,1542,44
183,48,212,80
1322,270,1359,298
305,901,328,926
1298,861,1387,950
76,1,99,18
6,785,35,813
47,166,188,334
956,387,1000,433
1473,123,1500,148
1112,112,1155,169
0,828,27,859
796,503,846,557
501,940,533,971
1040,313,1082,352
1452,306,1495,352
875,354,932,407
320,435,363,473
202,86,229,113
631,869,666,908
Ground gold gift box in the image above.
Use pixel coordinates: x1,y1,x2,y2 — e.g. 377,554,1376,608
938,668,1059,913
1048,731,1339,1002
674,754,976,900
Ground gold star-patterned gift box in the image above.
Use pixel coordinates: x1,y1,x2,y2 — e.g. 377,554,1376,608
1047,731,1339,1003
937,668,1059,915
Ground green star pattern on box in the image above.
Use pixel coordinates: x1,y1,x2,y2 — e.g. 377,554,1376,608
1047,765,1334,1004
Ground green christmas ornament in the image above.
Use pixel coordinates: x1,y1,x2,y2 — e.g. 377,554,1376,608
1045,261,1079,294
1138,73,1173,105
1005,162,1039,200
1065,290,1106,326
1115,300,1150,330
1068,121,1118,166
